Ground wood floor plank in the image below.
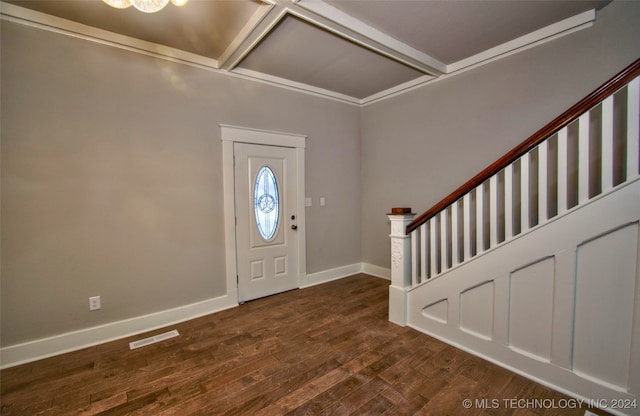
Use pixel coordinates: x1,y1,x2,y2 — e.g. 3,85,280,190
353,394,395,415
220,358,343,415
329,377,390,414
287,374,372,416
1,274,610,415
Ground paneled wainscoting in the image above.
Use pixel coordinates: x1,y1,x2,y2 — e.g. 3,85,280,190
406,179,640,415
0,274,607,415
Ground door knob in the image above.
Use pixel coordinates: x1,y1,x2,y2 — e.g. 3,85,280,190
291,225,298,230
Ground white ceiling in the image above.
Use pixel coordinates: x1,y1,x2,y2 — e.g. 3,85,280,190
1,0,610,105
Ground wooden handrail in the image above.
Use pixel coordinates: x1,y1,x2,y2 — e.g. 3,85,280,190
406,57,640,234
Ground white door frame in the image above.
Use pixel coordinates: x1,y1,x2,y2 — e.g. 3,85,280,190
220,125,307,303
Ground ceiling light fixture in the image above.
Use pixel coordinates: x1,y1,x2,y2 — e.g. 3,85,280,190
102,0,188,13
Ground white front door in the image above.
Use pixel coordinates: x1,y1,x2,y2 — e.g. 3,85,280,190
234,142,299,302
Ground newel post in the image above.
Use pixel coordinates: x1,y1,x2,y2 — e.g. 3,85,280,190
387,208,415,326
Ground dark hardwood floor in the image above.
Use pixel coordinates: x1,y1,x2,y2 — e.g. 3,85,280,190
1,274,606,415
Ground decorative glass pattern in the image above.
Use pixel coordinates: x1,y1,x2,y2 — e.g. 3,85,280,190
254,166,279,240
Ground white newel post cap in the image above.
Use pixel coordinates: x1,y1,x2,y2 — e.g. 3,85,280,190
387,208,415,326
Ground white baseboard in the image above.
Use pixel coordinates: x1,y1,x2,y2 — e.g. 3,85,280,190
303,263,362,287
303,262,390,288
361,263,391,280
0,293,238,369
1,263,390,369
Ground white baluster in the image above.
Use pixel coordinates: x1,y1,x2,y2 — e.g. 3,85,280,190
411,231,418,287
627,77,639,179
430,218,437,278
578,113,590,203
504,164,513,239
557,127,568,214
463,193,472,261
451,200,460,266
521,152,530,232
538,141,549,223
420,223,428,282
489,175,498,247
601,95,614,192
440,209,448,272
476,183,485,254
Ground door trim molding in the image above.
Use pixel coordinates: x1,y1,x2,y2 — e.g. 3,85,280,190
220,125,308,302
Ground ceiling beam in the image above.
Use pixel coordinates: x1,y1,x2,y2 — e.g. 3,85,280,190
220,0,447,76
217,1,287,71
217,2,277,70
291,0,447,76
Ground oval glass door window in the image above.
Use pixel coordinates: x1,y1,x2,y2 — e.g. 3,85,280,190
254,166,279,241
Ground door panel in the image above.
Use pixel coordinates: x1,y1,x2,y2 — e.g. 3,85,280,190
235,143,298,302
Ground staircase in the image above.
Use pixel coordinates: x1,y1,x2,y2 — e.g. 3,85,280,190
388,58,640,415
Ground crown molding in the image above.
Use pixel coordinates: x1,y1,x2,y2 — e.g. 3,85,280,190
231,67,362,106
360,74,436,106
0,1,219,70
446,9,596,73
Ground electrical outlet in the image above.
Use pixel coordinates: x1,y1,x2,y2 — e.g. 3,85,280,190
89,296,101,311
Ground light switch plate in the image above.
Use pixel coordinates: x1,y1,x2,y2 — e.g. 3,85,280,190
305,197,312,207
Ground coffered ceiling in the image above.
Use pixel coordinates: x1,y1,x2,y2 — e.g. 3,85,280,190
1,0,610,105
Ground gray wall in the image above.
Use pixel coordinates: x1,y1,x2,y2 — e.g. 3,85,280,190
360,1,640,268
1,21,361,346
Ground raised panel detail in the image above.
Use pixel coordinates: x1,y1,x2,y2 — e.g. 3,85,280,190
422,299,448,324
509,257,554,361
274,256,287,276
573,222,639,389
460,281,494,340
250,260,264,281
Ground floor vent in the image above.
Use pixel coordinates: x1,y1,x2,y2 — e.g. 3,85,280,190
129,329,179,350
